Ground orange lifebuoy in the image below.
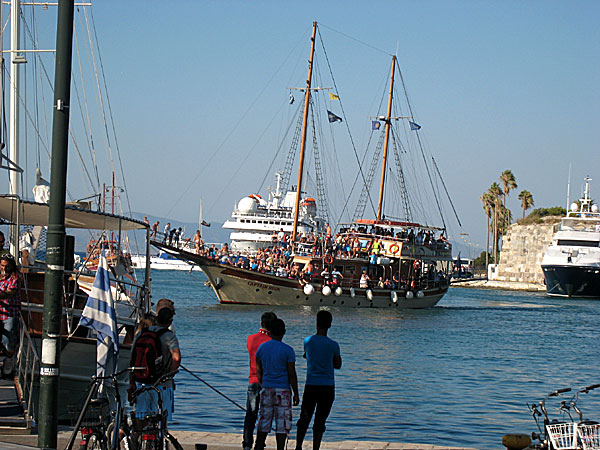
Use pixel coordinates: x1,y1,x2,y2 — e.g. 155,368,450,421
389,244,400,254
324,255,334,264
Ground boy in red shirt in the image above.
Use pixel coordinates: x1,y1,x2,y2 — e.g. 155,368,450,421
243,312,277,450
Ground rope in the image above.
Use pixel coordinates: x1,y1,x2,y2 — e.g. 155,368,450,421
180,364,246,412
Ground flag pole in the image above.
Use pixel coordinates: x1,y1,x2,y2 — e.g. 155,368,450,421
38,0,75,447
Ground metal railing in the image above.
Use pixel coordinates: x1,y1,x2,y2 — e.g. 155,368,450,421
15,313,40,429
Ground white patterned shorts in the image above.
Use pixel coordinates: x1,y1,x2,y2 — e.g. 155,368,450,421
257,388,292,433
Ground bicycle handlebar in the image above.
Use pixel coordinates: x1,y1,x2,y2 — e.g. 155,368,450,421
131,370,179,398
91,366,146,382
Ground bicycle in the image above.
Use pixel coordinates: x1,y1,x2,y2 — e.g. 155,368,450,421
528,387,573,450
66,367,141,450
130,371,183,450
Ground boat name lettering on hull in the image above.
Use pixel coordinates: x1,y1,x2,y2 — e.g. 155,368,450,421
248,281,280,291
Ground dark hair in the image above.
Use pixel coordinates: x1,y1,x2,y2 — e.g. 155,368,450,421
157,307,174,325
0,254,18,276
316,310,332,329
269,318,286,337
261,311,277,330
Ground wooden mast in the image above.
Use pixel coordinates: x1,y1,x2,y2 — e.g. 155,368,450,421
291,21,317,247
376,55,396,221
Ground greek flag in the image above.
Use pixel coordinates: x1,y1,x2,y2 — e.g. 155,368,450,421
80,250,119,378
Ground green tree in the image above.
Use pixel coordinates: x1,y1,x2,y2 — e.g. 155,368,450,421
488,182,503,264
518,190,534,218
500,169,517,228
480,191,494,267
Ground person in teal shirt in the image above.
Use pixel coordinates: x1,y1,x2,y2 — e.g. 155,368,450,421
295,311,342,450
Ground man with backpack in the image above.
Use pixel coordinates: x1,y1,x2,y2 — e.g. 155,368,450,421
128,298,181,425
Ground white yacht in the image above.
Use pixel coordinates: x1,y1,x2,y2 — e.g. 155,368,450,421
222,173,325,254
541,176,600,298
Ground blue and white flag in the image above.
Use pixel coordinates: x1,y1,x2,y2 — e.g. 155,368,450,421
409,121,421,131
80,250,119,379
327,110,343,123
371,120,381,130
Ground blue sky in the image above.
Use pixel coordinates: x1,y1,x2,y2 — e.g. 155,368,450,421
3,1,599,253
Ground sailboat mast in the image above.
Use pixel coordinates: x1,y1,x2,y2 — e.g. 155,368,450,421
376,55,396,221
291,21,317,245
9,0,21,256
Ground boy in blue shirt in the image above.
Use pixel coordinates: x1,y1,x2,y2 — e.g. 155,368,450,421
295,311,342,450
255,318,299,450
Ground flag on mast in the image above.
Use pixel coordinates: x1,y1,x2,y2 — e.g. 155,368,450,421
80,250,119,379
329,92,340,100
409,121,421,130
327,110,343,123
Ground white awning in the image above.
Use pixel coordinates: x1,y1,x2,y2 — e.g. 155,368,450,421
0,196,148,231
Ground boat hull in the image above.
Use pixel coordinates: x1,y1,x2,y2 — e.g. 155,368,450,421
201,260,446,309
542,265,600,298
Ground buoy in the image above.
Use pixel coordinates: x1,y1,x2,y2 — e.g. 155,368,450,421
391,291,398,303
303,284,315,295
335,287,343,296
417,290,425,298
366,289,373,301
501,434,531,450
322,285,332,296
406,291,414,299
350,287,356,298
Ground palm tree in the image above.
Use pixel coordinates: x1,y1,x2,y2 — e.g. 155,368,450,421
480,191,494,267
488,182,503,264
518,190,534,218
500,169,517,228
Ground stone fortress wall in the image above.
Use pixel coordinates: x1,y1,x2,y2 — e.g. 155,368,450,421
487,217,560,287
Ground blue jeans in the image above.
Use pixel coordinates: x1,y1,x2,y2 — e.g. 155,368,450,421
243,382,261,449
1,317,19,354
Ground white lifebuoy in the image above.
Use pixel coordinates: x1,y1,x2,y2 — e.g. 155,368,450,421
417,290,425,298
303,284,315,295
350,287,356,298
391,291,398,303
322,285,332,296
366,289,373,301
335,287,343,296
406,291,414,299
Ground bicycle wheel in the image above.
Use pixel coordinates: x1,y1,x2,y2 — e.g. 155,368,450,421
106,421,137,450
163,432,183,450
82,432,108,450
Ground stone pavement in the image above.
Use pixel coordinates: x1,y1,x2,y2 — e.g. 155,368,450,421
0,429,478,450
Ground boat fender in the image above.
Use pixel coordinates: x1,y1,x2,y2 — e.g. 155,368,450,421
416,290,424,298
406,291,414,300
350,287,356,298
215,277,224,289
335,286,343,296
501,434,531,450
391,291,398,303
204,280,212,288
322,285,332,296
366,289,373,301
303,284,315,295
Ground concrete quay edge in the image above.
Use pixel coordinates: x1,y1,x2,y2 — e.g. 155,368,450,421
0,429,478,450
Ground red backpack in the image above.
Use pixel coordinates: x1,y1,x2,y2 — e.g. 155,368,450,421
131,327,169,383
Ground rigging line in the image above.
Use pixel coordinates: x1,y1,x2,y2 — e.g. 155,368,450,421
432,156,461,227
395,62,446,229
206,100,290,217
74,10,100,192
167,36,306,219
181,365,246,412
89,8,133,218
82,6,118,196
319,23,392,57
256,99,303,194
317,26,376,222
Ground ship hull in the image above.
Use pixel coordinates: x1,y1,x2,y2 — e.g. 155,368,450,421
542,265,600,298
201,259,446,309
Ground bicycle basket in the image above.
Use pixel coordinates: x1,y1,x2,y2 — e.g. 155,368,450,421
547,423,578,450
68,398,110,427
578,424,600,450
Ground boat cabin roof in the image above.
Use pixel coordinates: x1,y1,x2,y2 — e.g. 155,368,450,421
0,196,148,231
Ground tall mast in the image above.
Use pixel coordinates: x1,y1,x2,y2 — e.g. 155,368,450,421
376,55,396,221
9,0,21,256
291,21,317,245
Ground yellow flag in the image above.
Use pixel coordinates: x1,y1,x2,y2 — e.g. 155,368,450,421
329,92,340,100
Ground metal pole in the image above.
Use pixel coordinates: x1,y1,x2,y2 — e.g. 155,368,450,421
38,0,75,448
9,0,21,257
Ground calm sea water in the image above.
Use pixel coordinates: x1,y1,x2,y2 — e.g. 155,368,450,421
147,270,600,449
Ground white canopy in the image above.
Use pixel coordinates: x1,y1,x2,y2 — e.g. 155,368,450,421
0,196,148,231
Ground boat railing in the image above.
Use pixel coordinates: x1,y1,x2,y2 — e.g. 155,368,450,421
15,313,40,429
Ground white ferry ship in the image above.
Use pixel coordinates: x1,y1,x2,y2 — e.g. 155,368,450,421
223,173,325,254
541,176,600,298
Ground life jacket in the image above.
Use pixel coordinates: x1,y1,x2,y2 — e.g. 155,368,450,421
131,327,169,384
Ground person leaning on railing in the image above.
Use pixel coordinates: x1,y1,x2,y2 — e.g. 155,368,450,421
0,253,21,376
